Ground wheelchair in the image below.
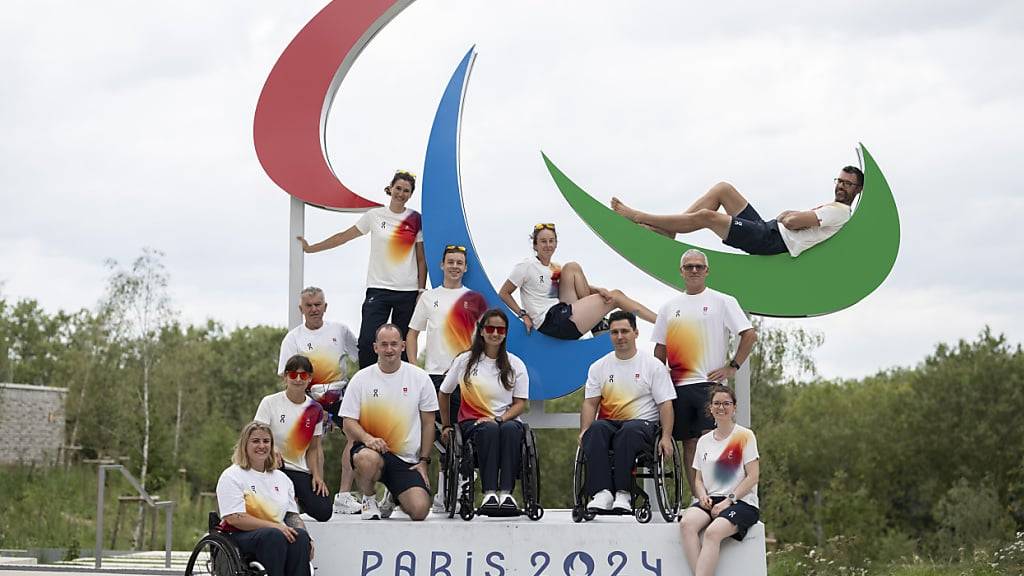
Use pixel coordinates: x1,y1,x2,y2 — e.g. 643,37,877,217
442,420,544,521
184,512,267,576
571,425,682,523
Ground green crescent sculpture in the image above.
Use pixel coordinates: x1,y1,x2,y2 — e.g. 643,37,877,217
543,144,900,317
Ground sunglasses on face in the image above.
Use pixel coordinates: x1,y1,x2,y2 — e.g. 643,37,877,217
444,244,467,253
533,223,556,231
287,371,311,381
482,325,507,335
682,264,707,272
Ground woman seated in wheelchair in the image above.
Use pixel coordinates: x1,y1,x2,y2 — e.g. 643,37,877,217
216,421,311,576
579,311,676,513
438,308,529,512
680,385,760,576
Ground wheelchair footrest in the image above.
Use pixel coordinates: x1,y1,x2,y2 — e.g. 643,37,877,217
475,505,523,518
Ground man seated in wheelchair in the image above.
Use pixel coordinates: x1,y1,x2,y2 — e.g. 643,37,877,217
438,309,529,512
579,311,676,512
215,421,311,576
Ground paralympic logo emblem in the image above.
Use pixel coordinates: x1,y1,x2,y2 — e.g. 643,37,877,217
253,0,900,399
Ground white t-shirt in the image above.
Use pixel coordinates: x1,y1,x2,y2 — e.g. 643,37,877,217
778,202,851,257
408,286,489,375
278,321,358,409
254,391,324,474
216,464,297,529
585,350,676,422
506,257,563,326
354,207,424,291
339,362,440,464
693,424,760,508
652,288,752,386
440,351,529,422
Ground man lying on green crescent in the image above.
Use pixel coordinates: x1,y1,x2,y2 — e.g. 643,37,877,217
610,166,863,257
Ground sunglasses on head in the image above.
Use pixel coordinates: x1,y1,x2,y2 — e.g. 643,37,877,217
287,370,311,381
394,169,417,180
533,223,556,231
482,325,507,335
444,244,467,253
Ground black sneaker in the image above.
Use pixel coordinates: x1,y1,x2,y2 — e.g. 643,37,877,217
590,317,611,336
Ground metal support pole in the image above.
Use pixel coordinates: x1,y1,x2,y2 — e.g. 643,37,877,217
288,196,306,330
95,466,106,569
735,358,751,428
164,504,173,568
523,400,578,429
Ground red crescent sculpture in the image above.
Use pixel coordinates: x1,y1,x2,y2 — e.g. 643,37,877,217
254,0,415,211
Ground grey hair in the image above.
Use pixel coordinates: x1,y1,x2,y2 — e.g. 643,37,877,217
300,286,324,298
679,249,708,267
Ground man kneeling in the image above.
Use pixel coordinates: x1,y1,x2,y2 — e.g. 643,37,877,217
340,324,438,520
579,311,676,511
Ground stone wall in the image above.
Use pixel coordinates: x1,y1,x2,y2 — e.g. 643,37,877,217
0,383,67,466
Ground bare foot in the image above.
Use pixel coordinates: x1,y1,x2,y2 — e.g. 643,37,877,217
639,223,676,239
611,197,641,222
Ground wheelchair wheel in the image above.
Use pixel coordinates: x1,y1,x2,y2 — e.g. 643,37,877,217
654,445,683,522
635,505,652,524
522,427,543,521
458,436,476,521
571,445,590,522
444,428,461,519
185,533,244,576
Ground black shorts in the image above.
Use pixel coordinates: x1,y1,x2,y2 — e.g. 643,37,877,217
430,373,462,422
537,302,583,340
351,443,428,497
689,496,760,541
672,382,716,440
723,203,788,256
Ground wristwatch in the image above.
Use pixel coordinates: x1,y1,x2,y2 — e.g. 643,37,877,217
419,456,432,465
729,359,740,370
495,416,504,424
727,493,737,504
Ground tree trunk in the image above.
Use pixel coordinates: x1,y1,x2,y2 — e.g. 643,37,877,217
173,381,182,464
131,354,151,551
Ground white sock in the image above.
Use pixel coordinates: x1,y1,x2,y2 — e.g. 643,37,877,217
484,490,497,500
498,490,509,498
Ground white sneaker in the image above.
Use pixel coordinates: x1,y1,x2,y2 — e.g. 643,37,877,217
586,489,614,511
361,496,381,520
379,491,395,519
612,490,632,512
432,490,446,513
481,492,500,509
499,492,518,510
333,492,362,514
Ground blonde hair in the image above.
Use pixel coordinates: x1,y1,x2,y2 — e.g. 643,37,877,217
231,421,276,471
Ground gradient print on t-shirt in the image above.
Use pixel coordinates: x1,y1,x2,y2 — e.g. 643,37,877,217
243,489,285,523
387,211,422,264
457,376,498,421
282,403,322,464
597,381,641,421
358,399,415,455
305,348,344,385
710,428,753,485
665,318,703,383
547,264,562,298
443,291,488,356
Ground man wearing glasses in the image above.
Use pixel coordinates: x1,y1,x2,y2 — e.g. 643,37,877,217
277,287,363,514
652,249,756,502
405,244,488,512
611,166,864,257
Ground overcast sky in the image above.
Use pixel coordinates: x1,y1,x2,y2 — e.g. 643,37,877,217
2,1,1022,380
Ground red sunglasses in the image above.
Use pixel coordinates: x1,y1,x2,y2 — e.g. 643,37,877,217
287,371,312,381
482,325,507,335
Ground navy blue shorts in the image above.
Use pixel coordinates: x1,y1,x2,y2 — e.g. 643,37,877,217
537,302,583,340
689,496,760,541
351,443,428,497
672,382,716,440
723,203,788,256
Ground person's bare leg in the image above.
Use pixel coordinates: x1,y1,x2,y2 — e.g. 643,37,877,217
683,438,700,499
611,182,748,237
557,262,593,304
397,487,431,521
695,518,739,576
680,508,713,575
338,437,355,492
569,289,657,334
352,449,384,496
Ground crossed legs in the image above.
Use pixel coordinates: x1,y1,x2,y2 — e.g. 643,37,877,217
558,261,657,332
611,181,749,240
